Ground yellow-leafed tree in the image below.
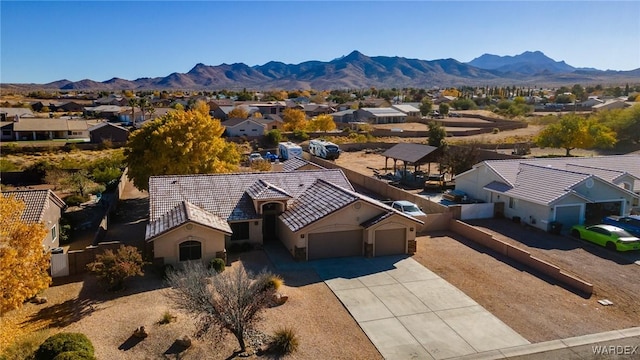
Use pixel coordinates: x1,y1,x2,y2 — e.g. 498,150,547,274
125,101,240,191
0,196,50,314
535,114,617,156
307,114,336,132
227,107,249,119
282,108,307,131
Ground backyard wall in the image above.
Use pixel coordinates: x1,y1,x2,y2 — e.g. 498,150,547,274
449,219,593,295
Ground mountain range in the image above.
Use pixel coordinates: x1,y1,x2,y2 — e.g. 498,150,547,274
6,51,640,91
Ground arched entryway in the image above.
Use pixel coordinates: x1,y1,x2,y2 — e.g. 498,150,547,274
262,202,284,242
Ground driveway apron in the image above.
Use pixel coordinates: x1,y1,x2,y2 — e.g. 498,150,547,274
312,256,530,360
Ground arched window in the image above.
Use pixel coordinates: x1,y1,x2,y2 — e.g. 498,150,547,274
179,240,201,261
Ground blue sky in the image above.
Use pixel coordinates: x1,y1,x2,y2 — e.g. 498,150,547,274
2,1,639,84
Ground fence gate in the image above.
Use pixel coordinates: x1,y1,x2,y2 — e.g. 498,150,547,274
51,252,69,277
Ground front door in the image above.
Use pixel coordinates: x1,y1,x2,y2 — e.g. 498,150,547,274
263,214,277,242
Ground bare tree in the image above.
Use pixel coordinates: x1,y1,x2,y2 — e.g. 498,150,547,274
165,262,276,352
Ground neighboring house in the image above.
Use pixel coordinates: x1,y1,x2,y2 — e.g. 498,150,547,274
57,101,86,112
298,103,333,117
0,107,35,121
355,107,407,124
1,121,14,141
254,116,283,131
454,155,640,232
252,102,286,116
11,118,90,141
281,157,324,171
223,118,266,137
391,104,421,118
83,105,122,120
2,190,66,251
145,169,422,265
89,122,130,143
94,96,127,106
577,98,604,109
330,109,356,123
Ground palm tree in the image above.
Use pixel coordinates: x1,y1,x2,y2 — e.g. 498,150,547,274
128,97,138,125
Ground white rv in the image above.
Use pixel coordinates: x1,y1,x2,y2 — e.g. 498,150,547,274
277,142,303,160
309,139,341,160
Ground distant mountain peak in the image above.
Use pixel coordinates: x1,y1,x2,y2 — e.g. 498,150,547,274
467,51,575,75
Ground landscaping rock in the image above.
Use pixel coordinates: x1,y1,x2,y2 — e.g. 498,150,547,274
176,336,192,348
272,293,289,306
31,296,48,304
133,326,148,339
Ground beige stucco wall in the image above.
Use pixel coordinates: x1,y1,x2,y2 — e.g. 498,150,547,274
42,197,63,251
228,122,265,137
278,200,420,258
151,222,226,266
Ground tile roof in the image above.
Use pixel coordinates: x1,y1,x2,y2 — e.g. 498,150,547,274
360,212,394,228
281,157,323,172
2,190,65,223
280,179,422,232
88,122,129,132
245,180,292,200
482,154,640,186
146,201,231,241
149,169,353,222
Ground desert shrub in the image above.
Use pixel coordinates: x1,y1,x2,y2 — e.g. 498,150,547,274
292,129,309,141
1,329,52,360
264,274,284,291
64,194,89,206
249,159,271,171
492,128,500,134
34,333,94,360
269,327,299,355
2,142,19,154
208,258,226,273
86,245,145,291
265,129,282,146
159,310,176,325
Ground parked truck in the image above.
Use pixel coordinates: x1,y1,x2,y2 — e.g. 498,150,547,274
309,139,341,160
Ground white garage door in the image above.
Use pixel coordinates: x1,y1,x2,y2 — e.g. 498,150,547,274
308,230,362,260
375,228,406,256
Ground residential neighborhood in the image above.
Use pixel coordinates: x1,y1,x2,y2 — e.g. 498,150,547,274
1,81,640,359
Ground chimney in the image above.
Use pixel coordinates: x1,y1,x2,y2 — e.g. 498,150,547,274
14,114,20,122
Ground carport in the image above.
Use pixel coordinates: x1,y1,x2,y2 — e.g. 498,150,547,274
382,143,441,179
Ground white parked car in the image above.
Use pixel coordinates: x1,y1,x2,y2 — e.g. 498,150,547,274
391,200,427,217
248,153,263,163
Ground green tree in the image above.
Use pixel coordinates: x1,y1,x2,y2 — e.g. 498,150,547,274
419,98,433,116
535,114,617,156
282,108,307,131
438,144,479,179
439,103,450,116
451,98,477,110
124,101,240,191
87,245,145,291
265,129,282,146
127,97,138,124
427,122,447,147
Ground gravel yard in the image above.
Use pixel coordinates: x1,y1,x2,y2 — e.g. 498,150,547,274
1,251,382,359
412,230,640,343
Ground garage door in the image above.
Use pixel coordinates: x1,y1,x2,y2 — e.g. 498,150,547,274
375,228,406,256
555,205,582,232
308,230,362,260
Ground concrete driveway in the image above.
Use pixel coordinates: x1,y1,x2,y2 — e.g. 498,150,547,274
313,256,530,360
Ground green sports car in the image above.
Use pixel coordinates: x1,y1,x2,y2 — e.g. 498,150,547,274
571,224,640,251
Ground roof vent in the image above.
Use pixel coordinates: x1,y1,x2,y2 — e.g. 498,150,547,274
171,180,177,184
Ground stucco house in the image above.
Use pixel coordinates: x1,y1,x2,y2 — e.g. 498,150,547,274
10,118,90,141
2,190,67,252
145,170,422,266
355,108,407,124
391,104,421,118
454,155,640,232
223,118,266,137
89,122,130,143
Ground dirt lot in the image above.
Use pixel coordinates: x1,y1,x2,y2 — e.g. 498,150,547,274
412,230,640,343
